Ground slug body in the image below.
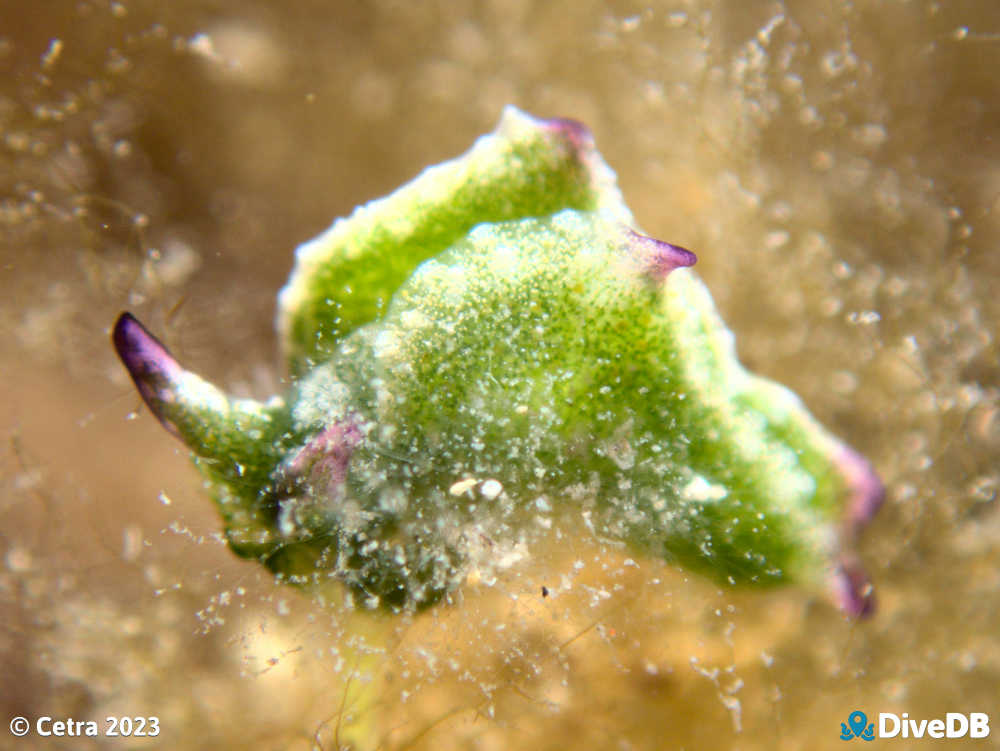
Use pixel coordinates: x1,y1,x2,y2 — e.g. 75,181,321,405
113,107,882,615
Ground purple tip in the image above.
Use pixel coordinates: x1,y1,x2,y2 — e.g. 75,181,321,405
626,230,698,281
112,312,184,437
836,446,885,543
831,553,876,618
282,420,364,500
538,116,595,154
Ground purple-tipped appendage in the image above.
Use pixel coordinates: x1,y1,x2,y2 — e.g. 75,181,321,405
112,312,184,437
829,446,884,617
285,421,363,478
627,230,698,281
538,116,595,154
836,446,885,544
283,420,364,500
832,553,876,618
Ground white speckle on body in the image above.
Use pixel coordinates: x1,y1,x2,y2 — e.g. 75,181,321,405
480,479,503,500
449,477,478,496
681,475,729,502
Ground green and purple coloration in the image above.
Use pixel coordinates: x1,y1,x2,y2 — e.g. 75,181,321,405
113,107,882,616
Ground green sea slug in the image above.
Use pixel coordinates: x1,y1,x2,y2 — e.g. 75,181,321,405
113,106,882,616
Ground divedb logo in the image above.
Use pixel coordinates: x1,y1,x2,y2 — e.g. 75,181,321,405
840,710,991,741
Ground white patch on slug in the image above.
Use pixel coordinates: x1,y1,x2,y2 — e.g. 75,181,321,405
681,475,729,502
480,479,503,500
449,478,478,496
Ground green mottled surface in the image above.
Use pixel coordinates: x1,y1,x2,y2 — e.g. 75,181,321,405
286,210,850,609
117,107,870,614
277,106,631,375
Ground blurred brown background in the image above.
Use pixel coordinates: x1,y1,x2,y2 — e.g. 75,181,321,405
1,0,999,748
